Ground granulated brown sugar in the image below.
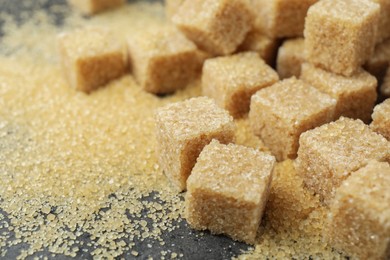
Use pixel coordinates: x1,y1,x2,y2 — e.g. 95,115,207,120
0,1,349,259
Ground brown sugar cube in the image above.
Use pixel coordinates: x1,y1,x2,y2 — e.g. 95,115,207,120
128,28,204,94
327,161,390,260
370,0,390,43
371,99,390,140
172,0,252,55
58,27,127,93
276,38,305,79
365,38,390,80
202,52,279,118
237,31,280,66
249,77,336,161
304,0,380,76
67,0,125,15
185,140,275,244
381,67,390,97
165,0,184,20
253,0,318,38
155,97,235,192
265,160,320,231
300,63,377,123
295,117,390,204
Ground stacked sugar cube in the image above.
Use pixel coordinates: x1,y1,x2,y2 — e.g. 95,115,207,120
57,0,390,256
57,25,207,95
293,116,390,259
300,0,380,124
327,161,390,259
155,97,276,244
294,3,390,258
160,0,390,253
60,0,255,95
59,0,390,99
295,2,390,259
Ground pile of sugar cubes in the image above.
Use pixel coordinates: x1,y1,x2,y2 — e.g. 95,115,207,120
58,0,390,258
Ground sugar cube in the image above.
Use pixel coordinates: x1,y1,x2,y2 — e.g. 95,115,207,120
327,160,390,260
58,27,127,93
365,38,390,79
300,63,377,123
371,98,390,141
381,67,390,97
238,31,280,66
276,38,305,79
249,77,336,161
253,0,319,38
185,140,275,244
165,0,184,20
172,0,252,55
304,0,380,76
155,97,235,192
370,0,390,43
265,160,320,231
202,52,279,118
128,28,204,94
295,117,390,204
68,0,125,15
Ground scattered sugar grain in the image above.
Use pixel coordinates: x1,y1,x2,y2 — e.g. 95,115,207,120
0,2,186,259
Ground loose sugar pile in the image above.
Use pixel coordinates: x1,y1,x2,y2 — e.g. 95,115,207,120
0,0,347,259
